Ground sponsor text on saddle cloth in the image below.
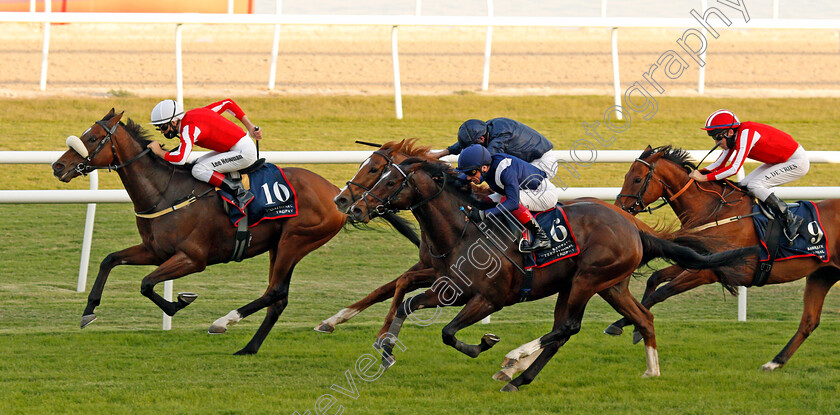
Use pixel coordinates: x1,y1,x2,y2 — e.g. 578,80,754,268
523,205,580,269
752,201,829,262
218,163,299,226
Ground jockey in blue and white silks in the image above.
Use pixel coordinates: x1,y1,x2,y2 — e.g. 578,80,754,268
457,144,559,252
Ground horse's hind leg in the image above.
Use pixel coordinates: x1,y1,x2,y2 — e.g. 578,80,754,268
605,265,680,335
599,281,659,377
82,244,160,328
139,252,206,317
762,267,839,371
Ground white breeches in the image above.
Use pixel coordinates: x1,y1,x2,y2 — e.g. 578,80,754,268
740,145,809,201
530,151,558,179
191,136,258,182
489,179,560,212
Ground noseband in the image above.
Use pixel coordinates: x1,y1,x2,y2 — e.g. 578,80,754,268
72,120,150,176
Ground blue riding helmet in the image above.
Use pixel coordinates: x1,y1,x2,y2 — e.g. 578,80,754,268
456,144,492,173
457,119,488,148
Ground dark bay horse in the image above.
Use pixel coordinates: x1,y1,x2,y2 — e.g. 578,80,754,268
612,145,840,370
50,109,417,355
350,158,758,391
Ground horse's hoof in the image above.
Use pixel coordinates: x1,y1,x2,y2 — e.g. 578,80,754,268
233,348,257,356
642,370,660,378
481,333,501,348
177,292,198,305
382,355,396,370
313,322,335,333
500,383,520,392
604,324,624,336
761,361,782,371
80,314,97,328
501,357,518,368
632,330,643,345
208,325,227,334
492,370,512,382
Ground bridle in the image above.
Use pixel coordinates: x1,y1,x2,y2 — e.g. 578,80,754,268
363,162,446,216
71,120,150,176
617,158,672,214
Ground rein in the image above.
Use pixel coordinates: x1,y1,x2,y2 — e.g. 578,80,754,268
72,120,150,176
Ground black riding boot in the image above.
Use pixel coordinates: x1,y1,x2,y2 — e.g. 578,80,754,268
220,177,255,207
519,218,551,253
765,193,803,239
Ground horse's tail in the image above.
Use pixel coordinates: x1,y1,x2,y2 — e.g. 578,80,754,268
380,211,421,247
638,230,759,291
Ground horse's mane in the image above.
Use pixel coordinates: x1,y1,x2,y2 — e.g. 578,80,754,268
382,138,434,160
405,158,495,209
641,145,697,172
103,113,193,172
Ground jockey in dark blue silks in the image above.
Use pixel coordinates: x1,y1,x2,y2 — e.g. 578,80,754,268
430,117,558,179
457,145,559,253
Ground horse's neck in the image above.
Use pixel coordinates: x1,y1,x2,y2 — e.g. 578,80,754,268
411,189,474,262
113,135,174,212
664,166,749,226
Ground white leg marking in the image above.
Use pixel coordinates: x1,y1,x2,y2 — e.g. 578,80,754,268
761,361,781,371
323,308,360,326
504,338,542,361
642,346,660,378
210,310,242,331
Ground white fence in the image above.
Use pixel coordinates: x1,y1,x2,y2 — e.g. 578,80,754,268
2,10,840,119
3,149,840,328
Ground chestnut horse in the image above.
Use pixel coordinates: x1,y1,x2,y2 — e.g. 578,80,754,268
350,157,757,391
612,145,840,370
50,109,417,355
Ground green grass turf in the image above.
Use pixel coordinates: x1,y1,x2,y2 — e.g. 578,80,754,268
2,95,840,414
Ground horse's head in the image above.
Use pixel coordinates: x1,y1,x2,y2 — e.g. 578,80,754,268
616,145,694,215
349,157,446,222
335,138,433,213
52,108,125,182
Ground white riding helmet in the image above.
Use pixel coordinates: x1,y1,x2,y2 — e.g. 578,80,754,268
150,99,185,125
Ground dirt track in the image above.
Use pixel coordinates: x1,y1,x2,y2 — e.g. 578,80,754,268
2,23,839,98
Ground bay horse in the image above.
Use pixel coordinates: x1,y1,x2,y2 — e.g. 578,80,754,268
50,109,417,355
325,139,670,381
612,145,840,370
349,157,758,391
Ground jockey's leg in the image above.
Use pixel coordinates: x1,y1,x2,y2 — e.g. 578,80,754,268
510,204,550,253
743,147,809,239
530,151,558,180
192,137,258,207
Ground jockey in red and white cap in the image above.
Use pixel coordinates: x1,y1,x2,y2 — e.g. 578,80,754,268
689,109,809,237
146,99,263,207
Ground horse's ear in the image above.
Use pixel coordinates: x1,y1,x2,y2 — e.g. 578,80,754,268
105,108,116,119
111,111,124,125
645,144,653,151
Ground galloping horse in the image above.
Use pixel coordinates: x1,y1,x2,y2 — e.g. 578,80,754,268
350,157,757,391
50,109,417,355
612,145,840,370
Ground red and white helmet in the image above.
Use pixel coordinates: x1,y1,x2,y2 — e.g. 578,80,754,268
702,109,740,131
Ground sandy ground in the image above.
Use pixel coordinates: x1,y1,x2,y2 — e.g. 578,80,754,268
1,23,839,98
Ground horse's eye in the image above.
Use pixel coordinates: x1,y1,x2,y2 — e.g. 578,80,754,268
633,177,642,184
387,180,396,187
369,168,379,174
88,136,97,143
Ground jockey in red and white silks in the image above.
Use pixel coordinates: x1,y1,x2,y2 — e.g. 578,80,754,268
147,99,262,206
690,109,808,236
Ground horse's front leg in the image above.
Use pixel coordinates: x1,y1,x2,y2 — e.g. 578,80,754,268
376,267,437,338
378,289,446,369
314,261,430,334
440,294,499,358
139,251,206,317
82,244,161,328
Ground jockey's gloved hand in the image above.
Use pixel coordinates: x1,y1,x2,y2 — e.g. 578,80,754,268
464,206,485,222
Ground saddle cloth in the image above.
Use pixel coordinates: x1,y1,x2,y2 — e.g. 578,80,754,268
523,204,581,269
751,200,829,263
219,163,299,227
